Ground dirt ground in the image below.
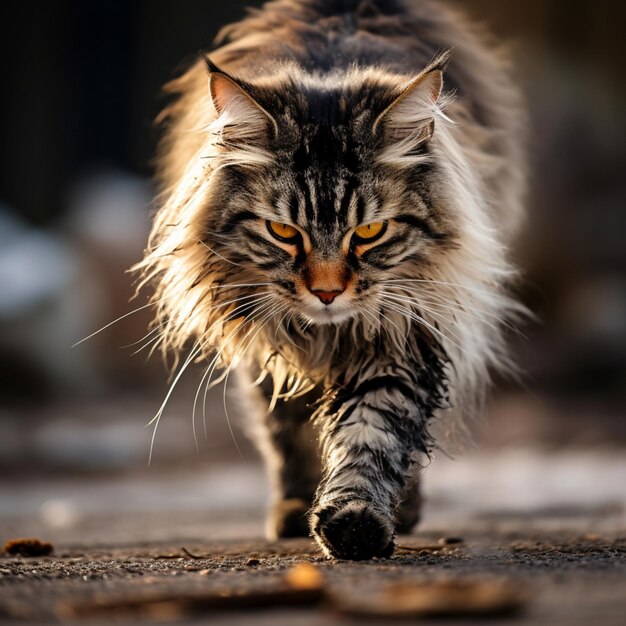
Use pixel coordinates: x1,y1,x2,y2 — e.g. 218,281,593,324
1,450,625,625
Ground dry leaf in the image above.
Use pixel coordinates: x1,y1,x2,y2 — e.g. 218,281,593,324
3,538,53,557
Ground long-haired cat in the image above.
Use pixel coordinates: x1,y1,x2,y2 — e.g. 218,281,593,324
135,0,526,560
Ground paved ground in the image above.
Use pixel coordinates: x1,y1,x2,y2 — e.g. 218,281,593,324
1,449,625,625
1,531,624,625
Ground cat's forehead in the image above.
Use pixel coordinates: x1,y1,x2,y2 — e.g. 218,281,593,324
269,146,377,238
271,88,377,186
272,80,384,130
254,81,392,232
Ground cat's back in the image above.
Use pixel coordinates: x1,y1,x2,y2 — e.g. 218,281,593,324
213,1,506,102
214,0,446,76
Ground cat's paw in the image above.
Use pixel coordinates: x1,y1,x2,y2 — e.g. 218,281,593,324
310,499,395,560
267,498,311,539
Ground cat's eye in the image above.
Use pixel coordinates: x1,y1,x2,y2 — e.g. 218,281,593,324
267,221,300,243
353,221,387,243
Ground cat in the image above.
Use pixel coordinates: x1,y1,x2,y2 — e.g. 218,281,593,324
135,0,526,560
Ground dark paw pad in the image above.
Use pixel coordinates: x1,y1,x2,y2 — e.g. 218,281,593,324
312,500,395,560
268,498,311,539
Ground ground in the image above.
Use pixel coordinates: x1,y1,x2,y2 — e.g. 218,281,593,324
1,449,625,624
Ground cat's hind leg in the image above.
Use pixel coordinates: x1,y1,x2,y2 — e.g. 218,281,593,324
395,469,423,534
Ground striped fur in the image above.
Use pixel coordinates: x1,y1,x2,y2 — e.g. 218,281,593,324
135,0,527,560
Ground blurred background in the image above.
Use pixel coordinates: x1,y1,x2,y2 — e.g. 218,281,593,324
0,0,624,543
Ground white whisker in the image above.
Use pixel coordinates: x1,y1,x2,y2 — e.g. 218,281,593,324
120,326,161,349
382,277,500,299
130,331,165,357
72,301,159,348
200,298,278,441
190,294,276,447
382,299,469,355
198,238,244,267
220,302,289,461
147,340,204,465
384,294,472,346
381,285,524,336
381,290,495,333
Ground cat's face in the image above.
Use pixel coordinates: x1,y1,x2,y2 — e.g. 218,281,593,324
203,61,452,326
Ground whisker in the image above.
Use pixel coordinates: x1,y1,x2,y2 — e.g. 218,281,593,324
147,340,204,465
212,302,281,450
382,300,463,349
380,290,498,333
363,302,420,361
201,299,278,441
139,292,275,368
197,238,244,268
382,277,500,299
274,308,293,342
220,302,289,461
381,285,524,335
130,331,165,357
191,294,275,446
209,282,274,290
382,284,504,321
381,292,468,345
72,301,159,348
275,309,305,353
120,326,161,349
370,304,407,342
74,278,276,348
360,304,389,342
389,298,473,346
381,300,469,355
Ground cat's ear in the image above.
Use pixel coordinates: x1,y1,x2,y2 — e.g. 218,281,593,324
204,56,278,137
373,51,450,149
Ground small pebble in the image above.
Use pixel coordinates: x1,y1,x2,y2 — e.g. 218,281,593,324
246,558,261,566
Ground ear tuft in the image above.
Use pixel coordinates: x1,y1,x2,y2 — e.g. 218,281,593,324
203,55,223,76
374,52,451,166
426,49,452,74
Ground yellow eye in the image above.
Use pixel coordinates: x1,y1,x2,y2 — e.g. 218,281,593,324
267,221,300,242
353,222,386,242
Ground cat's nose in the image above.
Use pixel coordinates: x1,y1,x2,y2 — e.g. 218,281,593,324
311,289,344,305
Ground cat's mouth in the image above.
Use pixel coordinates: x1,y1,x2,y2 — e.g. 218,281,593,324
297,299,356,326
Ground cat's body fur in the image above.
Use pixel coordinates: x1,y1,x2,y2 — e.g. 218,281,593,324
136,0,526,560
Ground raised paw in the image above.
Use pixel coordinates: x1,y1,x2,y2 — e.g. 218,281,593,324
267,498,311,539
310,500,395,560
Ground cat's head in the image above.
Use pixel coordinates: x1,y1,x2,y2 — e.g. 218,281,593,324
194,54,456,326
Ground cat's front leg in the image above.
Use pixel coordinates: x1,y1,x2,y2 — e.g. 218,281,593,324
310,376,430,560
240,368,321,539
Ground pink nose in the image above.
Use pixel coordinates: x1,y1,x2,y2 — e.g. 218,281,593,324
311,289,344,305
